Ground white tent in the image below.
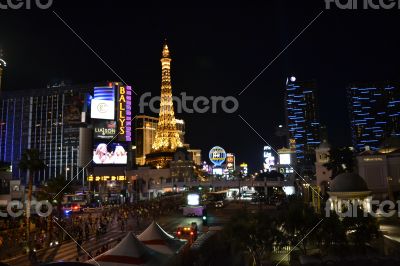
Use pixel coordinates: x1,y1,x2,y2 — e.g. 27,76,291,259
86,232,167,266
137,221,186,255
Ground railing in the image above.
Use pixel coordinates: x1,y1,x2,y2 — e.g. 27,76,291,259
148,179,284,190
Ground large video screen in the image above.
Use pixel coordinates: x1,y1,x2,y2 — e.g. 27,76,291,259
91,99,115,120
93,142,128,164
94,120,117,140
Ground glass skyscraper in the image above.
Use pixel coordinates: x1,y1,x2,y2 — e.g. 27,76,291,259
0,84,94,183
348,82,400,151
284,77,321,172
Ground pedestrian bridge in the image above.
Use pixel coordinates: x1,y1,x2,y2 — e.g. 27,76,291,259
148,179,285,190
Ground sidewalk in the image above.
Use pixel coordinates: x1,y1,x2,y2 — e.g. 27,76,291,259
2,215,151,265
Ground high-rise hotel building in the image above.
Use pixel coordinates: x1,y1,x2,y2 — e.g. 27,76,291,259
348,82,400,151
284,77,321,171
0,84,93,182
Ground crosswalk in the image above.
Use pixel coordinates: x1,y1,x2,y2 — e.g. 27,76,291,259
3,214,205,265
4,218,149,266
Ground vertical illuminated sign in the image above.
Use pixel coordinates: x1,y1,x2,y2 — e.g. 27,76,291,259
226,153,235,171
117,85,132,141
263,146,275,172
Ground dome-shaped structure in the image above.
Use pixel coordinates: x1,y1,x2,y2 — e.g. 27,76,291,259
378,135,400,154
330,172,368,192
318,139,331,150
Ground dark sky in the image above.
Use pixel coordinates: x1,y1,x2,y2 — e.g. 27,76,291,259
1,0,399,172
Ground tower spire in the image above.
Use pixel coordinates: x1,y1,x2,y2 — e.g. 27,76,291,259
151,42,183,153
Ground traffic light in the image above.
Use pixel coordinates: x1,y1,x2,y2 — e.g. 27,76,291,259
202,209,208,226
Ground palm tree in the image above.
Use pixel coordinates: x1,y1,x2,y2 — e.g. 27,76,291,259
37,175,72,246
18,149,46,250
323,146,355,179
224,209,282,266
280,200,320,255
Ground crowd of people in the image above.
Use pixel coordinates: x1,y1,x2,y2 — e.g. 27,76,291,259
0,195,184,264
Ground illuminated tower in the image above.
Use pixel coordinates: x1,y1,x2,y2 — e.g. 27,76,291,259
0,49,6,94
146,42,183,167
151,42,182,151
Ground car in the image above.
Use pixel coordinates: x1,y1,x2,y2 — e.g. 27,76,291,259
62,203,81,214
176,223,198,240
215,201,224,208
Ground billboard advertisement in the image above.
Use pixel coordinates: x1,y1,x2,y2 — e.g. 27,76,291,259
279,153,291,165
263,146,275,172
94,120,117,140
93,142,128,164
226,153,235,171
91,99,115,120
117,85,132,142
209,146,226,166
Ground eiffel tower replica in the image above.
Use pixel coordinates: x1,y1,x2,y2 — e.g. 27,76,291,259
146,41,183,168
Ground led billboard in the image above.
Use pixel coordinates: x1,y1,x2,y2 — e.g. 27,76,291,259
279,153,291,165
187,194,200,206
91,99,115,120
263,146,275,171
93,142,128,164
94,120,117,140
209,146,226,166
226,153,235,171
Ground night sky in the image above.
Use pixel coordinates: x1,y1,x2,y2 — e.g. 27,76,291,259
1,0,399,172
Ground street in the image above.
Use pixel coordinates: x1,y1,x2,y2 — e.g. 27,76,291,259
2,201,246,265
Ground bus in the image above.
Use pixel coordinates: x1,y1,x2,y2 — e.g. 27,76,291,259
62,193,88,213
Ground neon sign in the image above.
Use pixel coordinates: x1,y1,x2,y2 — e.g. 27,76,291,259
87,175,126,182
118,85,132,141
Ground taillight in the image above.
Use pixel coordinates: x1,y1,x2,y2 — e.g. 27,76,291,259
190,231,194,236
177,231,181,235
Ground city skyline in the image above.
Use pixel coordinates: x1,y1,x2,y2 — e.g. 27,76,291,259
1,1,400,170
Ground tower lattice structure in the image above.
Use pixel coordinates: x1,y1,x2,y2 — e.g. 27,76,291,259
151,42,183,152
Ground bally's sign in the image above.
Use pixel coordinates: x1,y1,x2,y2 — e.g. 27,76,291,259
117,85,132,141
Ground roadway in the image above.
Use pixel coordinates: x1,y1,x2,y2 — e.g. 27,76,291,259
2,202,244,265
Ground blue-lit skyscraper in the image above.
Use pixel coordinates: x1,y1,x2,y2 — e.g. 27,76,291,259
348,82,400,151
284,77,321,173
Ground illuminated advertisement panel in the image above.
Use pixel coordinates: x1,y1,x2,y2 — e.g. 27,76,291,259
91,99,115,120
88,175,126,182
187,194,200,206
263,146,275,171
212,167,223,175
94,86,115,101
279,153,291,165
117,85,132,142
226,153,235,171
209,146,226,166
94,120,117,139
93,142,128,164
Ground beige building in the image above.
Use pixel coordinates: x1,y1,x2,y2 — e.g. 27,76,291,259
134,115,158,165
315,140,332,194
357,136,400,200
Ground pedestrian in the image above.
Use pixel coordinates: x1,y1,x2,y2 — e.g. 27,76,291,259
76,237,83,255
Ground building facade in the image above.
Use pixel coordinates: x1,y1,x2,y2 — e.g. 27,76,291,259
284,77,321,173
348,82,400,152
357,136,400,200
314,139,332,193
135,115,186,166
135,115,158,166
0,85,93,183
